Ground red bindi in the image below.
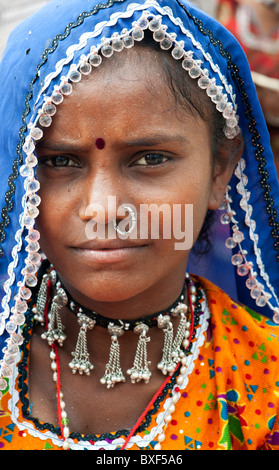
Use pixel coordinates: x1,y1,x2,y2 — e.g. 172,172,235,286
95,137,106,150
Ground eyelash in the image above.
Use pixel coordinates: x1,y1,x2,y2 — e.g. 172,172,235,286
134,154,170,166
38,156,79,168
38,153,170,168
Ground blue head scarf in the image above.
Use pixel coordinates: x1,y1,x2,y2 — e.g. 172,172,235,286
0,0,278,379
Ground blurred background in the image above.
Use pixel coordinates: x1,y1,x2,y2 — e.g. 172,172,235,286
193,0,279,177
0,0,50,57
0,0,217,58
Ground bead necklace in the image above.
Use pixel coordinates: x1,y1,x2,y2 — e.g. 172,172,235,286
66,282,187,331
40,273,200,450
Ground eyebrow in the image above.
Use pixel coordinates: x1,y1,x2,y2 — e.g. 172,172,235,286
35,139,81,152
125,134,189,147
35,133,189,152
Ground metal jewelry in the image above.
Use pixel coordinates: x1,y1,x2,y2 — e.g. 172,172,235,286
100,322,126,388
32,273,50,325
114,204,137,237
157,294,193,375
69,313,95,375
127,323,151,384
41,279,67,347
37,266,194,388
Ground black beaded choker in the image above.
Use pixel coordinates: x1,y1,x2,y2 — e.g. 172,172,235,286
63,280,187,331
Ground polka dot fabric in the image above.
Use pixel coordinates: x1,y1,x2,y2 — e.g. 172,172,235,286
132,278,279,450
0,277,279,450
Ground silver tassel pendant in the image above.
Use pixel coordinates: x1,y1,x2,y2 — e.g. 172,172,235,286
157,303,191,375
41,282,67,346
157,314,175,375
69,313,95,375
32,273,50,325
127,323,151,384
100,323,126,388
171,302,191,366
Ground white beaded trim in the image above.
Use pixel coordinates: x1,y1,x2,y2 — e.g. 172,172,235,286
220,158,279,321
34,1,239,123
32,11,239,140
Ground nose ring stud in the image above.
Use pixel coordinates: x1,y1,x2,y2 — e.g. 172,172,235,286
114,205,137,237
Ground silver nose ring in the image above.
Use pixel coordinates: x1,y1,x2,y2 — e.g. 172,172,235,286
114,204,137,237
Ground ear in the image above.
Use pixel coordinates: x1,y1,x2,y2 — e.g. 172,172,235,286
208,134,244,210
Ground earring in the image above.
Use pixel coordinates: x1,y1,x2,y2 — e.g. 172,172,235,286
33,268,57,325
114,204,137,237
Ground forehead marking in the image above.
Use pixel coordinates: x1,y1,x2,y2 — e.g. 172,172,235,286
95,137,106,150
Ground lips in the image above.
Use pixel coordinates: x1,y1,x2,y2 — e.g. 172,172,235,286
71,238,146,251
69,239,148,264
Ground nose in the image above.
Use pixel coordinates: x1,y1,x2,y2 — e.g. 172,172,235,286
78,168,123,226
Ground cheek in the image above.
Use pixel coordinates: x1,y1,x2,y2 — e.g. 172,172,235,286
36,184,72,252
36,206,60,255
137,188,209,259
162,177,212,245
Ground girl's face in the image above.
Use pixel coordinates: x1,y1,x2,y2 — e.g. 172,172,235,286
36,48,228,310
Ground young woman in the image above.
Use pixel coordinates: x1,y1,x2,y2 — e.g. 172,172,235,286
0,0,278,451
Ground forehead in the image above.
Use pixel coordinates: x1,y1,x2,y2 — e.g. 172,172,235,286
41,47,208,136
39,57,209,152
71,47,167,98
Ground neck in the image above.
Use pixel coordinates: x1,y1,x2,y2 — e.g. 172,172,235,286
56,261,189,320
64,277,187,330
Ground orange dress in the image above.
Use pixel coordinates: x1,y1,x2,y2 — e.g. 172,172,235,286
1,277,279,450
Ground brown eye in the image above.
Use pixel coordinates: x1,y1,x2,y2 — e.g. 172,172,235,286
39,156,79,167
52,156,70,166
135,154,169,166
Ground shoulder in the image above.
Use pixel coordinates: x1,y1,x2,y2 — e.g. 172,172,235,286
193,275,279,449
195,274,279,337
194,274,279,384
194,274,279,373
